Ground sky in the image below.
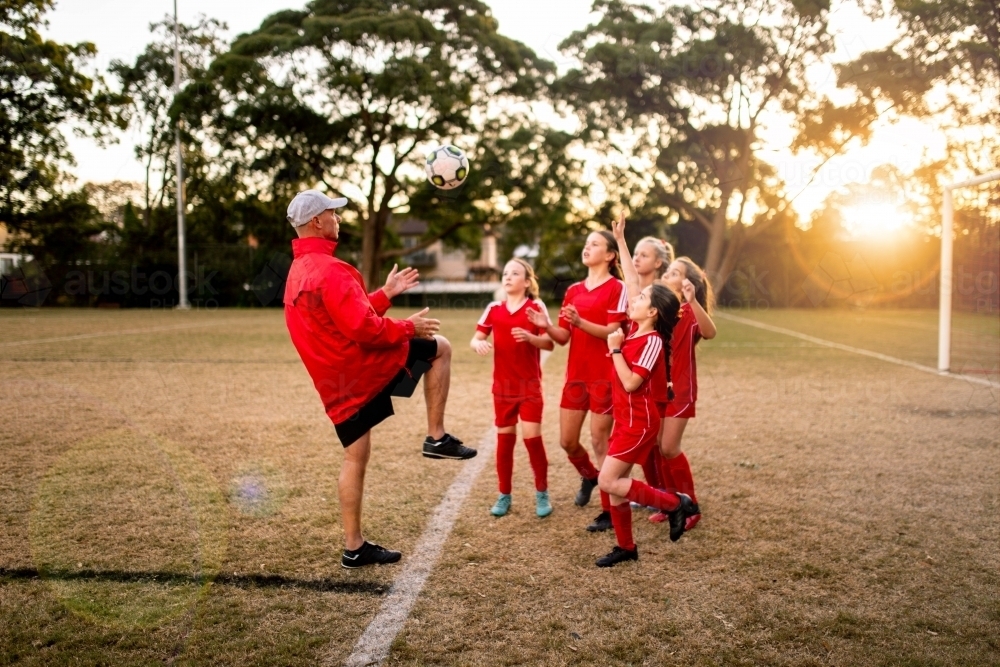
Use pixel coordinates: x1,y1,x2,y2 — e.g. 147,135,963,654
43,0,938,224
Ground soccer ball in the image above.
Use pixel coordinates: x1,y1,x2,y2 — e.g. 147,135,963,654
425,145,470,190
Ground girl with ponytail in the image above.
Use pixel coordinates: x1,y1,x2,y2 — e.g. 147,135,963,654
647,252,717,529
595,245,698,566
527,230,629,533
612,222,678,499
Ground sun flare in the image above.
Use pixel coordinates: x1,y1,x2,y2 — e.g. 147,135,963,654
842,201,911,239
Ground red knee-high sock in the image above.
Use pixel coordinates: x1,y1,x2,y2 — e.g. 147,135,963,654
568,450,599,480
625,479,680,512
609,502,635,551
523,436,548,492
599,489,611,512
665,452,697,503
656,452,676,493
641,448,661,489
496,433,516,494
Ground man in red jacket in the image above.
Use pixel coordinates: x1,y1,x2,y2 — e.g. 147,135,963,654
284,190,477,568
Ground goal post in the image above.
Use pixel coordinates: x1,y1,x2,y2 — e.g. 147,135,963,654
938,169,1000,372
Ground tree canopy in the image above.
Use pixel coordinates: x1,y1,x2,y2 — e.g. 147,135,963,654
0,0,123,228
556,0,880,288
182,0,565,286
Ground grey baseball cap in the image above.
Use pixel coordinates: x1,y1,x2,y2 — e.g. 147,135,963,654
286,190,348,227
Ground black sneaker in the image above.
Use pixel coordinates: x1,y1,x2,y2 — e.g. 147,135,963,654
596,545,638,567
667,493,698,542
585,510,612,532
422,433,477,460
574,476,599,506
341,541,402,569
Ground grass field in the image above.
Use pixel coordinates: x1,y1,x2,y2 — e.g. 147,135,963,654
1,306,998,666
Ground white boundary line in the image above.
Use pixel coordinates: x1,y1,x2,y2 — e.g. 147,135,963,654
716,312,999,388
0,321,226,348
338,428,495,667
338,350,552,667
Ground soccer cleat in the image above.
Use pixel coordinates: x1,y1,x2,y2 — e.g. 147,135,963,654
585,510,612,532
685,508,702,531
422,433,477,460
574,476,599,506
535,491,553,518
341,541,402,569
596,545,638,567
667,493,698,542
648,511,667,524
490,493,512,517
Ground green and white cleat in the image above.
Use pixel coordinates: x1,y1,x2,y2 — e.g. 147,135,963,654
535,491,553,518
490,493,512,517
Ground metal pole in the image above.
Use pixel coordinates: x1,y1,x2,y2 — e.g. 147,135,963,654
174,0,190,309
937,187,953,372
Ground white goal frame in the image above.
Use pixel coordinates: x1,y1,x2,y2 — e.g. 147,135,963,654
938,169,1000,372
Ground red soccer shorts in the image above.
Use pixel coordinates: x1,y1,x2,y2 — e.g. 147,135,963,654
494,394,544,427
606,421,659,465
663,400,696,419
560,380,613,415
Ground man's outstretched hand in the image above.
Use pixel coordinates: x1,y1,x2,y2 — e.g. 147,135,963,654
408,307,440,339
383,264,420,299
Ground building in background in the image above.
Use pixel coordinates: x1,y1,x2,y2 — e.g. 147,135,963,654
392,217,502,307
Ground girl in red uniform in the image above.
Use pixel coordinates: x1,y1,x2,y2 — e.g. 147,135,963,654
649,256,717,528
596,280,698,567
629,236,674,494
472,259,555,518
528,231,629,532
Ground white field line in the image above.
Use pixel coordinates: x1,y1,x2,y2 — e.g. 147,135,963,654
338,428,495,667
716,312,999,388
338,351,552,667
0,321,226,348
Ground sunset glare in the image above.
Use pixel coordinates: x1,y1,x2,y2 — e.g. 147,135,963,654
842,201,911,239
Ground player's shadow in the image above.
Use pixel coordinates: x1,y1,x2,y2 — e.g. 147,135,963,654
0,567,387,596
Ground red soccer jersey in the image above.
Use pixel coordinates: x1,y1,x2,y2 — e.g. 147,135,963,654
611,324,666,430
477,298,550,398
669,303,701,403
559,277,629,384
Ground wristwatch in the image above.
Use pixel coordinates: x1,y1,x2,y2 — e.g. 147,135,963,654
611,348,622,354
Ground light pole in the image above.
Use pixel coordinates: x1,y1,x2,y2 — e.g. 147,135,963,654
174,0,190,309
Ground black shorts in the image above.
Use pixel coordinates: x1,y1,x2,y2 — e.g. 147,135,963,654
334,338,438,447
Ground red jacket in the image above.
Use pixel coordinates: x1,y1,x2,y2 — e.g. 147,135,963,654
284,237,415,424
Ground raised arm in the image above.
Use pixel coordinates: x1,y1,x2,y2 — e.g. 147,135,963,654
370,264,420,315
612,211,642,300
607,329,645,392
527,305,569,345
682,280,717,340
563,306,624,340
322,271,415,347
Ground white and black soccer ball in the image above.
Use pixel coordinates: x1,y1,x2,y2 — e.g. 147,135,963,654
425,145,470,190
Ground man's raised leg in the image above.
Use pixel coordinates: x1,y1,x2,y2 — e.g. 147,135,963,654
421,335,477,460
424,335,451,440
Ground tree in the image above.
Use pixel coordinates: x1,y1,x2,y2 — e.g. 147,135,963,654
556,0,877,288
187,0,558,286
109,15,228,224
0,0,123,227
839,0,999,191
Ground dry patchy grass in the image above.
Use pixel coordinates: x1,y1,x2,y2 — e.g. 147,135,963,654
1,307,998,666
